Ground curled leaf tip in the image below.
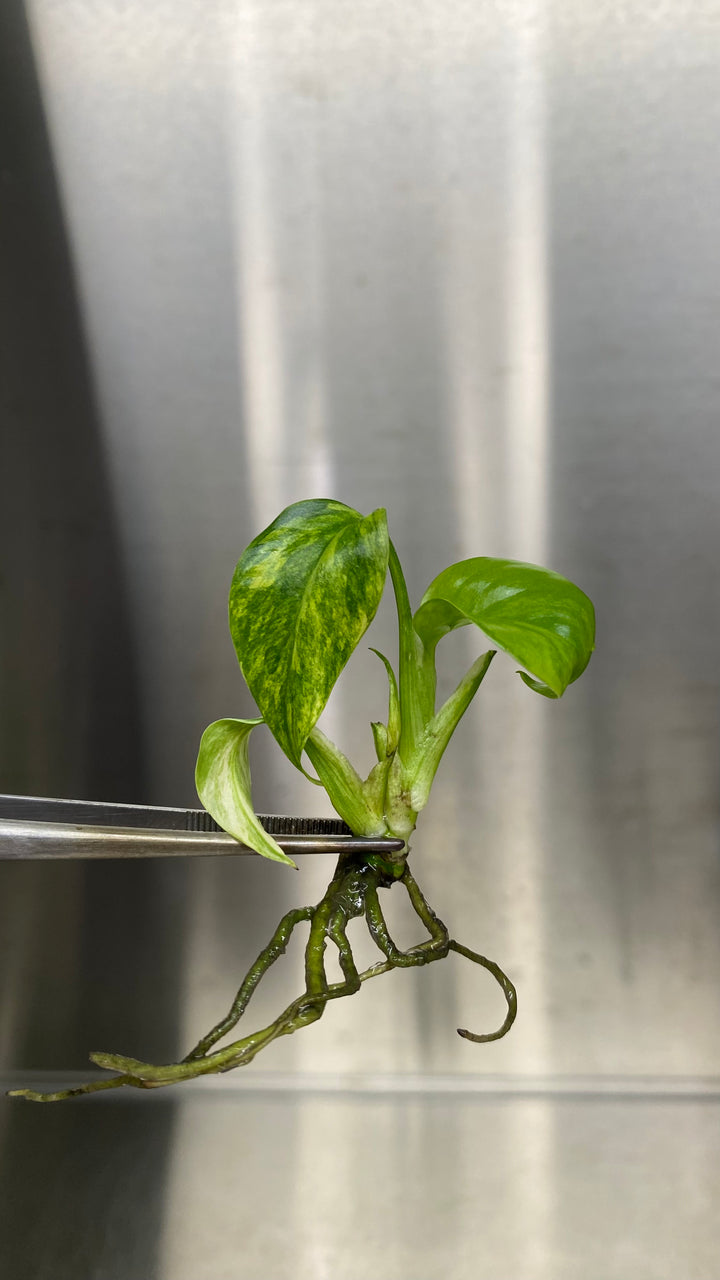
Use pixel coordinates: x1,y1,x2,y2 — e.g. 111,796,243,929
516,671,560,699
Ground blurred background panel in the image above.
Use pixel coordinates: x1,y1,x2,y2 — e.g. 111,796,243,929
1,1,719,1277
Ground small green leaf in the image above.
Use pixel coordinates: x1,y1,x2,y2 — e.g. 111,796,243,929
305,727,388,837
229,500,389,768
369,648,401,754
414,558,595,698
195,718,296,867
388,542,435,759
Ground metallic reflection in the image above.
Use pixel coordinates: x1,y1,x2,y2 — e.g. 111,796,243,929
4,0,720,1274
232,11,287,528
232,7,336,530
152,1090,720,1280
2,1087,717,1279
16,0,720,1075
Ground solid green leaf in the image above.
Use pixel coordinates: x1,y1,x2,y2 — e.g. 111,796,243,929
413,558,595,698
195,718,296,867
229,500,389,767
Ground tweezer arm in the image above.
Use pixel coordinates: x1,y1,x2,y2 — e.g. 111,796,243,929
0,795,406,860
0,820,402,860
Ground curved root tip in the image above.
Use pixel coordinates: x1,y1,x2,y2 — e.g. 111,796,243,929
456,1025,511,1044
449,939,518,1043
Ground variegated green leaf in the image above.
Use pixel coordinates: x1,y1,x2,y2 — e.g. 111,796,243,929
413,558,595,698
195,718,296,867
229,500,389,768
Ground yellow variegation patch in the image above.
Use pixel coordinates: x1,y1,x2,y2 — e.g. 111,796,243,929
229,500,389,767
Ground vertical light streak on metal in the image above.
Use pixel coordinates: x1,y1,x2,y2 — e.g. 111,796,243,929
441,187,495,555
502,0,550,1065
504,10,550,570
229,6,336,532
507,1099,556,1280
174,862,225,1058
230,15,285,530
499,6,556,1276
227,3,342,747
157,1097,265,1280
289,1098,355,1280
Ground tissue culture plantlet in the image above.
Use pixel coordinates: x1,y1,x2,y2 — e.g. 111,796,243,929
12,500,595,1102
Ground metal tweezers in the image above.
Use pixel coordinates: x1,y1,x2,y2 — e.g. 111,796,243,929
0,794,405,860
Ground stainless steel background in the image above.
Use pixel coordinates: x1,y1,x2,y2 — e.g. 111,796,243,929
2,1,719,1277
